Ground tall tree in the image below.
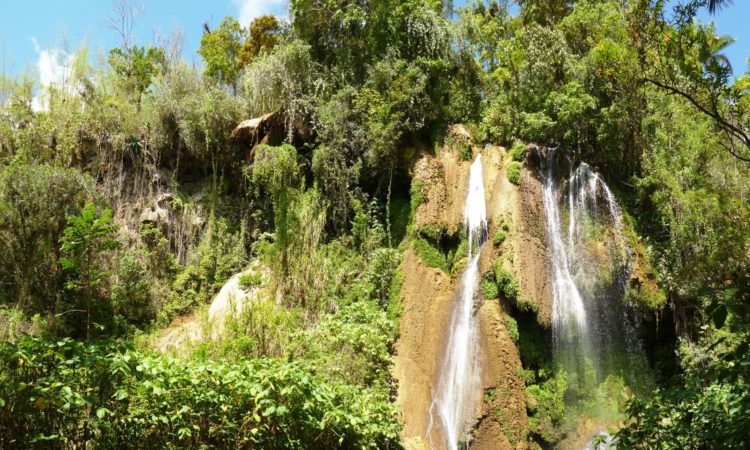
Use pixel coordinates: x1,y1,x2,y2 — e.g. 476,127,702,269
198,16,247,92
239,15,283,68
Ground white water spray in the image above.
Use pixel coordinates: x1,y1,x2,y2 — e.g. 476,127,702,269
544,153,590,344
428,155,487,450
541,149,644,448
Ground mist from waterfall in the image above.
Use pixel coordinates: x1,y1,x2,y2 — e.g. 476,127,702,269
541,148,641,397
428,154,487,450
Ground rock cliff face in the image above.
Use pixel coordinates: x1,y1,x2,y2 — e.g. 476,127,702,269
394,133,551,449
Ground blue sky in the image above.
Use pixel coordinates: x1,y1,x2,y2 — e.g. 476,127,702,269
0,0,287,79
0,0,748,85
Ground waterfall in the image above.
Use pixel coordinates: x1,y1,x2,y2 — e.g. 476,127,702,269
541,148,641,400
428,154,487,450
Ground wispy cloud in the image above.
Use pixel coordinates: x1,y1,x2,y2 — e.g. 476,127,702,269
31,37,75,111
234,0,286,28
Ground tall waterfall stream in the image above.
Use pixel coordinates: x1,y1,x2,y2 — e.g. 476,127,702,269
541,148,643,447
428,154,487,450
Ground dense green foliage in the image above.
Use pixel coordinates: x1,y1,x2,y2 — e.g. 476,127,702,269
0,336,400,449
1,0,749,447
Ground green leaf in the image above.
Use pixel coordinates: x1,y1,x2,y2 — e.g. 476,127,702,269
712,304,728,329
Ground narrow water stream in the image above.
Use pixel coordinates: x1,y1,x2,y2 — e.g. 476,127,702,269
428,154,488,450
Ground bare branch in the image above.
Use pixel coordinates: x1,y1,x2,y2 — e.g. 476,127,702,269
106,0,144,50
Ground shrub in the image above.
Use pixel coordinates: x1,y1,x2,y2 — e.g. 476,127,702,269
526,370,567,444
239,271,262,290
509,141,526,162
507,161,522,186
0,336,402,449
460,144,473,161
112,250,154,327
493,230,507,246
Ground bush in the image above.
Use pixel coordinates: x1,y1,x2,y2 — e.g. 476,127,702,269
509,141,526,162
0,336,402,449
526,371,567,444
112,250,154,327
239,271,263,290
493,230,507,246
507,161,522,186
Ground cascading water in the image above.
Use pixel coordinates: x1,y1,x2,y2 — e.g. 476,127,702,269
541,148,643,433
427,154,488,450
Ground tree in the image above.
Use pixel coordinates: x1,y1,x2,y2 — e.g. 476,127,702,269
0,164,92,313
249,144,300,276
239,15,283,67
198,16,246,92
108,45,166,105
59,203,119,338
631,0,750,162
106,0,144,50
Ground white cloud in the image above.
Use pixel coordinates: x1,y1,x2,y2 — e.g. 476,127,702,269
234,0,286,28
31,37,75,111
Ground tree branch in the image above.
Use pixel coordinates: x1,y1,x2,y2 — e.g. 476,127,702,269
643,77,750,162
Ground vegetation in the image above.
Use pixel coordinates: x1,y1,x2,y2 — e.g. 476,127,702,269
492,230,507,247
1,0,749,447
238,271,262,290
509,141,527,162
0,336,400,449
506,161,522,186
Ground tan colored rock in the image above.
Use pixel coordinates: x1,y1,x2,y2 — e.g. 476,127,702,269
395,136,544,449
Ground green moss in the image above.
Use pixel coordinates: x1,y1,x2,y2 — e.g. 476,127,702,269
493,230,507,246
409,180,425,220
507,161,522,186
502,222,510,232
480,272,499,299
623,221,667,310
416,223,445,241
494,264,520,302
387,268,404,335
447,237,469,274
505,315,519,343
413,238,448,273
389,196,410,246
460,144,473,161
509,140,526,162
494,263,538,314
